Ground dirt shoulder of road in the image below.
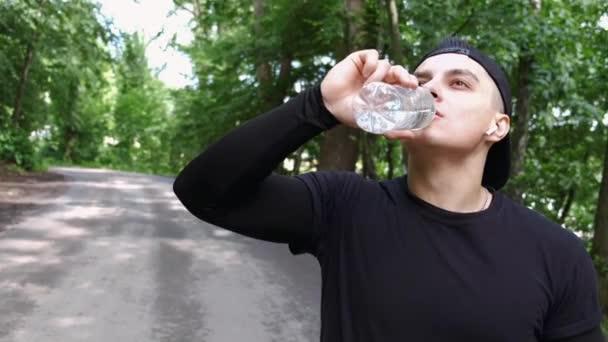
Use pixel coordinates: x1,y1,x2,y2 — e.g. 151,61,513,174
0,164,68,233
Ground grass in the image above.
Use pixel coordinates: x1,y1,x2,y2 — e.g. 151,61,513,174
45,158,177,178
0,162,24,174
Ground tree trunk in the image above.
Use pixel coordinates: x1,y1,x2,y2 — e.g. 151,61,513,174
507,53,533,202
253,0,293,111
383,0,411,173
292,146,304,174
401,143,409,174
345,0,364,51
557,186,575,225
64,136,76,162
63,80,79,162
318,126,360,171
13,41,36,129
386,140,395,179
318,0,364,171
253,0,273,110
272,54,293,106
385,0,404,64
361,133,378,179
507,1,541,202
592,137,608,316
557,150,589,224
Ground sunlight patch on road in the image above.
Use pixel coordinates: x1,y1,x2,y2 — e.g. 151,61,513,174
50,167,111,174
169,202,187,211
46,226,89,239
0,239,52,252
13,214,93,240
54,315,94,328
0,236,63,272
75,281,106,295
0,250,62,272
109,179,145,190
114,252,135,262
92,240,111,247
212,229,233,237
2,254,38,265
131,198,173,205
92,238,144,264
164,238,244,267
16,216,93,241
46,205,118,220
0,280,51,296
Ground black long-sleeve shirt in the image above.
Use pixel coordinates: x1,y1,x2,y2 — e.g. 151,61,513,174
173,86,604,342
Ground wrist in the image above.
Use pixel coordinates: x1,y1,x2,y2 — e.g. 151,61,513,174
312,85,340,129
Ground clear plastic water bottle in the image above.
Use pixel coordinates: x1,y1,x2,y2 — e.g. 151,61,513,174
352,82,436,134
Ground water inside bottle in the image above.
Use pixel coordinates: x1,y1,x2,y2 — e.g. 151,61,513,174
355,109,435,134
352,82,435,134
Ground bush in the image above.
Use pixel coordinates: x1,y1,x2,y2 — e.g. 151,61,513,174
0,131,37,170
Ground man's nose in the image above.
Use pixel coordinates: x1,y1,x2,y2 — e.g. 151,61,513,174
421,82,439,99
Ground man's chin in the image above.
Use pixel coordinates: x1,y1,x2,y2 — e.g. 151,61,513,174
404,133,469,152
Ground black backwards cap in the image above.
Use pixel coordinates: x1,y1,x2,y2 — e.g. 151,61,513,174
415,37,512,190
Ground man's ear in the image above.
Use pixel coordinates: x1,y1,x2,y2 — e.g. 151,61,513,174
486,113,510,142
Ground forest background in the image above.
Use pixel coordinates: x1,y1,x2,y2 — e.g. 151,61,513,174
1,0,607,328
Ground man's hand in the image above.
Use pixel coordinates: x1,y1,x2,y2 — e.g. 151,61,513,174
320,49,419,141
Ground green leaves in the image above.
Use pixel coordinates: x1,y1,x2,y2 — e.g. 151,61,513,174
1,0,607,239
0,0,112,169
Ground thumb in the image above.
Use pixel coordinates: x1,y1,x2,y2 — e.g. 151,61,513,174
363,59,392,85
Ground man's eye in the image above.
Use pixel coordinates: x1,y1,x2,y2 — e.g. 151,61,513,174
452,80,469,88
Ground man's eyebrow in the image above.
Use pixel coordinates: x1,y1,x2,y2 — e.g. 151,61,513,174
413,69,480,83
413,70,432,79
446,68,480,83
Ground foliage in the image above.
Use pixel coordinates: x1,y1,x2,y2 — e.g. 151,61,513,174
0,0,111,169
1,1,608,312
104,33,173,174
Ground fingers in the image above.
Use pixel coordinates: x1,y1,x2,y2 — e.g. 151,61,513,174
350,49,379,78
384,65,419,89
364,59,392,85
349,50,392,83
350,50,417,88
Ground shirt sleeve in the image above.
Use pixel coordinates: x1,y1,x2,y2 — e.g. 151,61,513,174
289,171,364,256
542,240,604,340
173,86,339,247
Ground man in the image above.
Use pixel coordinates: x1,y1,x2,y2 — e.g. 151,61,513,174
173,38,605,341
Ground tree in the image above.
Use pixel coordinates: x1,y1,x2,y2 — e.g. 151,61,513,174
0,0,111,169
384,0,408,175
170,0,343,172
109,33,171,173
593,137,608,315
318,0,366,172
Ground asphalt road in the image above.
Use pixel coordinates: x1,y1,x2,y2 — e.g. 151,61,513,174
0,167,321,342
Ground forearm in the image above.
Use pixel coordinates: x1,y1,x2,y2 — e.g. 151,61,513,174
173,85,338,215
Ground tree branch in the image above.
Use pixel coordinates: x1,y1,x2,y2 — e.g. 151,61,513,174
451,9,475,36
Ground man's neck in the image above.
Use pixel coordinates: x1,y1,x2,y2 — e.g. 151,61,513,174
406,147,491,213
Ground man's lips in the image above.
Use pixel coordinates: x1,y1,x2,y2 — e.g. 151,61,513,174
434,111,444,118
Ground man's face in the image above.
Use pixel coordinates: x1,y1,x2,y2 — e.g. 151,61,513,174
411,53,503,152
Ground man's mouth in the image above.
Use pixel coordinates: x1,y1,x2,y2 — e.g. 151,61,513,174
434,111,444,118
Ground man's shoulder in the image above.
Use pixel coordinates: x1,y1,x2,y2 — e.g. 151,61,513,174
295,171,368,191
295,172,405,205
296,170,396,188
497,192,585,254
